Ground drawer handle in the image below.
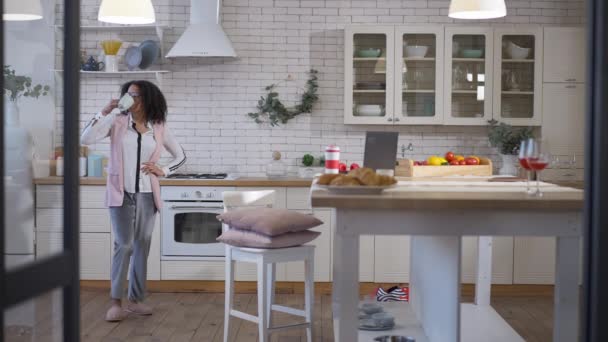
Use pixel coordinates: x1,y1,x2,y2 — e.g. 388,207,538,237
566,85,577,89
566,78,577,82
394,117,400,122
387,117,393,122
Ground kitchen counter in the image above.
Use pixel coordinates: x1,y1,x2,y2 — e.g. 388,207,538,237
313,179,583,341
34,176,313,187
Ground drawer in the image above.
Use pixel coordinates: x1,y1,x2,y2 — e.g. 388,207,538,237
286,188,311,210
161,260,225,280
235,187,287,209
36,208,111,233
36,185,106,209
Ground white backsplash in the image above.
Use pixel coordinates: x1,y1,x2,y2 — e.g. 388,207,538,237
54,0,585,179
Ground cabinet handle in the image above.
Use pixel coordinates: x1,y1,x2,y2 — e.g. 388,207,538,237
387,117,393,122
394,118,400,122
566,85,577,89
566,78,577,82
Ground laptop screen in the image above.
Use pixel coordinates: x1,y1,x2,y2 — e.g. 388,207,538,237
363,132,399,171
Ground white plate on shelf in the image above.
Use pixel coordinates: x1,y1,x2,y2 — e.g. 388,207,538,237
317,184,397,195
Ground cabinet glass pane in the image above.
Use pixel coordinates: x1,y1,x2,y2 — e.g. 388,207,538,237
352,33,387,118
402,33,436,118
451,35,486,118
500,35,535,119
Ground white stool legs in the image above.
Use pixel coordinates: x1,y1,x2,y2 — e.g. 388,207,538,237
223,246,315,342
223,247,235,342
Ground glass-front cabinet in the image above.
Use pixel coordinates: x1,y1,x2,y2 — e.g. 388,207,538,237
444,27,494,125
395,27,444,124
344,26,395,124
493,28,543,126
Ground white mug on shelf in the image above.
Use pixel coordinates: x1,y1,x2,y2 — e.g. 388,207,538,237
104,55,118,72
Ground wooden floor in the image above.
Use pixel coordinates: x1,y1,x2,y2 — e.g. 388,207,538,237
5,289,554,342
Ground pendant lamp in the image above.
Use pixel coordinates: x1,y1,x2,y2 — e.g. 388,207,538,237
98,0,156,25
449,0,506,19
3,0,43,21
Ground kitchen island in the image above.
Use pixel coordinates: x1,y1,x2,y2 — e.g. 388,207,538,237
311,179,583,342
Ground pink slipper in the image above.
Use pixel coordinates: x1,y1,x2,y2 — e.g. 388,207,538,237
105,305,126,322
125,301,153,316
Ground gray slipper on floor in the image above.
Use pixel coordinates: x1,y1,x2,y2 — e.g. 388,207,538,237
105,306,125,322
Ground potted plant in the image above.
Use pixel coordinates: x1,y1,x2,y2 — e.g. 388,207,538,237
3,65,50,126
297,153,325,178
487,120,535,175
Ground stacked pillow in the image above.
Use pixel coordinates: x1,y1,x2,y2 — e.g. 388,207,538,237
216,208,323,249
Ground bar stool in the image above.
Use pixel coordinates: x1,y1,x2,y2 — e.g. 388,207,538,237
222,190,315,342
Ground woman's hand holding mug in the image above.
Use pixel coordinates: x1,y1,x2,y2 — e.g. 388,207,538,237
102,99,119,116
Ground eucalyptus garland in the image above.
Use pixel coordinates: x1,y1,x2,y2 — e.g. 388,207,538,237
248,69,319,126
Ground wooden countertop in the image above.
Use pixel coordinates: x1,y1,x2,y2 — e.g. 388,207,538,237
311,179,584,211
34,176,313,187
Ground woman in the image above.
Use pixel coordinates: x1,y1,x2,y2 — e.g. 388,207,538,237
81,80,186,322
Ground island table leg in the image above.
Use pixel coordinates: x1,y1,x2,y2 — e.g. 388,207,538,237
553,236,580,342
332,210,360,342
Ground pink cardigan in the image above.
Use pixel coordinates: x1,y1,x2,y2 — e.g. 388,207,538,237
105,114,164,210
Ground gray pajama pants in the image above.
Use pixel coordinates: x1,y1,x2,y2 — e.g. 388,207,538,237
109,192,156,302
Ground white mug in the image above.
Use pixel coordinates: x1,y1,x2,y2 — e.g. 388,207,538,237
117,93,134,113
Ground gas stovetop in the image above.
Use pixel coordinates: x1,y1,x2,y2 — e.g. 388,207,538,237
166,173,228,180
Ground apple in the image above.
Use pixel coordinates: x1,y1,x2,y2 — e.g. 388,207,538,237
338,163,348,172
421,160,428,166
458,160,466,165
445,151,455,162
464,157,479,165
350,163,360,170
449,160,459,166
413,161,421,166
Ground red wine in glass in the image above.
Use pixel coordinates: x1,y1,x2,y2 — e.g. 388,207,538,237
519,158,531,170
528,159,549,171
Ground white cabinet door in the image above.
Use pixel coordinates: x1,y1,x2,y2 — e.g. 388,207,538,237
284,209,332,281
36,232,111,280
542,83,585,157
374,236,410,283
147,215,161,280
36,185,105,209
493,27,543,126
286,187,312,211
543,27,586,83
444,26,494,125
345,26,396,125
394,26,444,125
461,237,514,284
359,236,375,282
513,237,555,284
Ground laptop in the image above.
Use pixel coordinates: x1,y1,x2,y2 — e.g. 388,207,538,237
363,132,399,171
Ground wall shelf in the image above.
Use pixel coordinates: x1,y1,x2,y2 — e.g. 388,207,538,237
502,59,534,63
452,58,485,62
353,89,386,93
51,70,170,85
403,89,435,93
403,57,435,61
502,91,534,95
353,57,386,61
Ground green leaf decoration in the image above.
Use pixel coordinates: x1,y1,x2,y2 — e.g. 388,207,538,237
3,65,50,102
247,69,319,127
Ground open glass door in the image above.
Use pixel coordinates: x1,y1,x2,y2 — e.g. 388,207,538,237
2,1,81,340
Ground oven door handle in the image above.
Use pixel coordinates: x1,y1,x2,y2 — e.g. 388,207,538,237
169,205,224,210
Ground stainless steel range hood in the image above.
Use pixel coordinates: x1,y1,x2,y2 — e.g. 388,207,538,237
165,0,236,58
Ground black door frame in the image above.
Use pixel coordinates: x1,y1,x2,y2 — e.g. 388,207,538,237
1,0,81,340
583,0,608,341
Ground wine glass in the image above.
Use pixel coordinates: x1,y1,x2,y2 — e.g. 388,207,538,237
524,139,551,197
518,139,533,194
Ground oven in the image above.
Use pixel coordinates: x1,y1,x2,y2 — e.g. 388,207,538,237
161,186,235,258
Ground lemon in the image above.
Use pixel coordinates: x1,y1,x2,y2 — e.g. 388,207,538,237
427,156,442,166
439,157,448,164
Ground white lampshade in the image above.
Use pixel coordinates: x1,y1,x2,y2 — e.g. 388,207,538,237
449,0,506,19
3,0,43,21
98,0,156,25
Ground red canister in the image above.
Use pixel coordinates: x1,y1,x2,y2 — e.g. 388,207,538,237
324,145,340,174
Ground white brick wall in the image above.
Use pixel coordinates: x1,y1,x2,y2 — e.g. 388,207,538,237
56,0,585,177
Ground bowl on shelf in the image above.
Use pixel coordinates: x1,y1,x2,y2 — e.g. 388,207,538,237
404,45,428,58
354,104,385,116
506,41,531,59
360,303,384,314
355,48,382,58
461,49,483,58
